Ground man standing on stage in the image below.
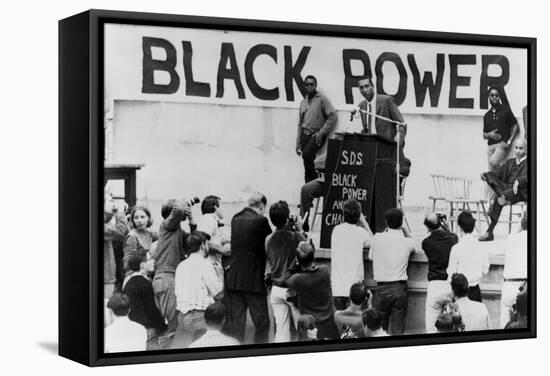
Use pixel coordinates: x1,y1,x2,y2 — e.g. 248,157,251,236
296,75,337,183
483,86,519,172
479,139,527,241
356,77,410,177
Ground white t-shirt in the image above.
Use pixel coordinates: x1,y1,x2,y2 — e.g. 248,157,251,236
331,222,372,297
104,316,147,353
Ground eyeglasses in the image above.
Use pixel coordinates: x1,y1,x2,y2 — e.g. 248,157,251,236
489,93,500,98
305,83,315,87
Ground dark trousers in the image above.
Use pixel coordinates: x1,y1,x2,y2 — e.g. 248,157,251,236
300,132,323,183
299,177,324,218
316,315,340,340
484,172,527,232
223,290,270,344
372,282,408,335
468,285,482,303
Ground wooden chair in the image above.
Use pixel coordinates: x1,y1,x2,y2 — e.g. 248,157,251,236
445,177,490,233
429,174,448,212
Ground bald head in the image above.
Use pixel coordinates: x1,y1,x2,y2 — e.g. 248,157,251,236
514,138,527,160
247,191,267,214
424,213,440,231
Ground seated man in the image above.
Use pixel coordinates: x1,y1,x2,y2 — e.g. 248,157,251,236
188,302,240,348
450,273,490,331
479,138,527,241
504,284,528,329
104,293,147,353
334,282,369,338
287,241,339,340
362,308,389,337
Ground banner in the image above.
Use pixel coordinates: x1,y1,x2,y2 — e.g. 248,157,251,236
105,24,528,116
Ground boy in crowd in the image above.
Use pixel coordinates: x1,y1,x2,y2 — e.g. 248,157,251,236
188,303,240,348
287,241,339,340
104,293,147,353
334,282,369,338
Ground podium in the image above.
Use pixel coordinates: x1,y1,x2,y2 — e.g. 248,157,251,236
320,133,397,248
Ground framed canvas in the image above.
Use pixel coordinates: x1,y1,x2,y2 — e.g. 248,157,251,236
59,9,536,366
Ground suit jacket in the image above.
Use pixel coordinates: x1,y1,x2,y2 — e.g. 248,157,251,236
359,94,406,143
225,207,272,294
487,158,527,199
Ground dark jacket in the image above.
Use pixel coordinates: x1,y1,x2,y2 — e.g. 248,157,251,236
485,158,527,199
421,229,459,281
225,207,272,294
123,274,167,332
359,94,406,143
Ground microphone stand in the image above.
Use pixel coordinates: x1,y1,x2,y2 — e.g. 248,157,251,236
351,108,405,208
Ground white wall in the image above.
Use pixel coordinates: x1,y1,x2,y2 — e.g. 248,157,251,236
109,100,524,210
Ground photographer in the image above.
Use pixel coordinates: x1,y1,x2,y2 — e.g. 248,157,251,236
421,213,458,333
104,191,129,300
152,197,197,348
265,200,306,342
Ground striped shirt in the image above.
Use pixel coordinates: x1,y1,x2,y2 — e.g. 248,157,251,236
175,253,222,314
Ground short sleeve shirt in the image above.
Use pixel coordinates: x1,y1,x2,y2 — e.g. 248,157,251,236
483,106,517,146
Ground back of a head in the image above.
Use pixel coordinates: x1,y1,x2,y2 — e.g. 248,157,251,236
451,273,469,298
161,199,177,219
435,312,456,333
107,293,131,317
385,208,403,229
349,282,368,306
521,211,527,231
343,199,362,225
201,195,220,215
204,302,226,328
362,308,383,331
127,252,147,272
457,211,475,234
269,200,290,229
424,213,440,231
247,191,267,209
185,231,209,254
296,241,315,266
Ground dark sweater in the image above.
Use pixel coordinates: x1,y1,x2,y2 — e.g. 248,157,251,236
266,228,305,287
123,274,167,331
287,264,334,322
422,229,459,281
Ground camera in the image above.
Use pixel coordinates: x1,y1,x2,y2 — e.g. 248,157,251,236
186,197,200,206
436,213,450,232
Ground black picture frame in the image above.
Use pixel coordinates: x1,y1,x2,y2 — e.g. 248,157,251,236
59,9,536,366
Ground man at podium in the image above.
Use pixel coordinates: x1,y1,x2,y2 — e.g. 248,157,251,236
355,77,411,177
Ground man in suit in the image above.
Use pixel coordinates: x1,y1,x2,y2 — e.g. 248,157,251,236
223,192,272,344
479,138,527,241
356,77,411,177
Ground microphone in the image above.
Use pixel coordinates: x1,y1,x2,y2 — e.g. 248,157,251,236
349,109,357,122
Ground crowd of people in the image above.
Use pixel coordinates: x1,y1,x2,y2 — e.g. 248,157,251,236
103,188,528,353
102,76,528,353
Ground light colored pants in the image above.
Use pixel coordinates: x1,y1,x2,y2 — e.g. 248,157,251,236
270,285,300,342
500,281,524,328
425,280,452,333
